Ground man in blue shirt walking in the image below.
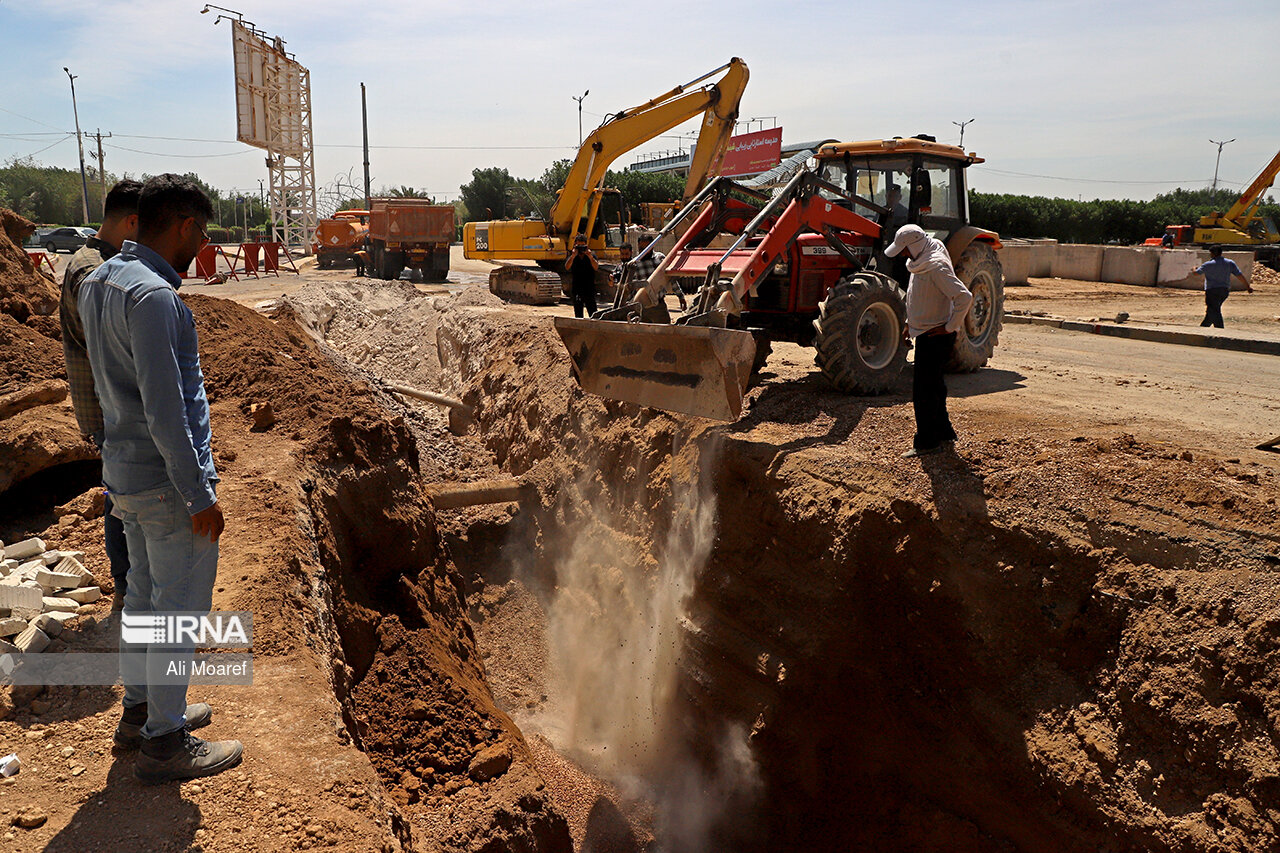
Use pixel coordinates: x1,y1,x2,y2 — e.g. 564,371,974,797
78,173,243,783
1193,246,1252,328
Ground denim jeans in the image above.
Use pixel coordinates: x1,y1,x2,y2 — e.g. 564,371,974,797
110,483,218,738
102,492,130,593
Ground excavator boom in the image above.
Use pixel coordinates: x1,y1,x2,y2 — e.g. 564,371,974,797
548,58,749,237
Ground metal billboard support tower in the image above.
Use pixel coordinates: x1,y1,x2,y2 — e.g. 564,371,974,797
221,14,317,254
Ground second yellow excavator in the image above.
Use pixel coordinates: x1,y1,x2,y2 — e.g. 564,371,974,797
462,58,749,303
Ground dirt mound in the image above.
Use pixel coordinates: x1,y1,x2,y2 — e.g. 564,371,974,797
1253,261,1280,287
182,293,570,852
0,311,64,396
0,207,58,322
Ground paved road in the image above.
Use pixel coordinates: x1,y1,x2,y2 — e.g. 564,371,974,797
770,324,1280,462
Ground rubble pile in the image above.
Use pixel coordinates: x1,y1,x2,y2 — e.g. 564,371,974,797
0,536,102,654
1252,261,1280,287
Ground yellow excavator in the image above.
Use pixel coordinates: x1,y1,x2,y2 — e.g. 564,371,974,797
462,58,749,303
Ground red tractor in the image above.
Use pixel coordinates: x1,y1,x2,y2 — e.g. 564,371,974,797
555,135,1005,421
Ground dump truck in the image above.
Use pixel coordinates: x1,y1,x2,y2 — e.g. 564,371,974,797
463,58,749,304
312,210,369,269
368,199,455,282
554,135,1004,421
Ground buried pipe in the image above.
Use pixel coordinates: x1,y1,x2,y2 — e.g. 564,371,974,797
424,477,534,510
384,381,476,435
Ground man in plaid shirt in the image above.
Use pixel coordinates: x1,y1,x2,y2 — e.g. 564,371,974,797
60,179,142,612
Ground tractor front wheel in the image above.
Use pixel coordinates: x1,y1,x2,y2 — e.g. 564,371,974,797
949,241,1004,371
812,272,907,394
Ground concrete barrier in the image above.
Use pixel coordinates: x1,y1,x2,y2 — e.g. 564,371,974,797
1158,249,1253,290
1101,246,1159,286
996,243,1033,285
1052,244,1104,281
1027,239,1057,276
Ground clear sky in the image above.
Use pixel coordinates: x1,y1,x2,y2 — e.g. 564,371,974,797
3,0,1279,206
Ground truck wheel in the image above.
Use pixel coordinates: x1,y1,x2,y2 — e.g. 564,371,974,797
949,241,1004,371
812,272,907,394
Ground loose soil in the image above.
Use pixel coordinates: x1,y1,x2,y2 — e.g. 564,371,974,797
3,235,1280,851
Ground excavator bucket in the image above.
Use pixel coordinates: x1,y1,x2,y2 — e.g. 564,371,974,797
554,317,757,421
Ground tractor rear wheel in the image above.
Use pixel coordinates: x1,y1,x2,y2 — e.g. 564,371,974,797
812,272,907,394
949,241,1004,371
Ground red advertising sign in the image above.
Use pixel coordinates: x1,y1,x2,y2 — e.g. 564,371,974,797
720,127,783,178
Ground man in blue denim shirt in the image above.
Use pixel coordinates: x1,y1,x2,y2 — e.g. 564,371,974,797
1193,245,1252,328
78,173,243,783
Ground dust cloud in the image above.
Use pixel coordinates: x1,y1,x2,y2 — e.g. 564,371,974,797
528,434,759,850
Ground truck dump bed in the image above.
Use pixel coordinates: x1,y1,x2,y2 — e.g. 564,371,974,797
369,200,455,245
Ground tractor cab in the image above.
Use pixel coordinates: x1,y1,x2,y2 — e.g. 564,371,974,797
814,135,986,285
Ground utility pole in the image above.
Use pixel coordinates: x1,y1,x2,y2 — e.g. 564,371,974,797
573,89,589,146
953,118,975,149
1210,138,1235,194
63,67,90,225
88,129,112,216
361,82,371,209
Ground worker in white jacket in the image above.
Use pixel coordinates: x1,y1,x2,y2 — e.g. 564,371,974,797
884,225,973,457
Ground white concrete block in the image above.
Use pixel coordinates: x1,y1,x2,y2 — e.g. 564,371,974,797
0,617,27,637
41,597,79,614
2,538,46,561
53,557,93,587
13,624,50,653
32,612,70,638
39,551,59,566
0,584,42,614
36,569,83,592
54,551,85,563
0,638,17,655
62,587,101,604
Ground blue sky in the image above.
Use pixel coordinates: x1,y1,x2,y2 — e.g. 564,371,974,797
3,0,1279,206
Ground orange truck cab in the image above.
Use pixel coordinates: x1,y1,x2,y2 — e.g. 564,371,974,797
313,210,370,269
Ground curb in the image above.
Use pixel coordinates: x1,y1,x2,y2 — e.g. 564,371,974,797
1004,313,1280,356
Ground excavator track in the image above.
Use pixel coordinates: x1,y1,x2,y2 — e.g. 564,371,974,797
488,265,563,306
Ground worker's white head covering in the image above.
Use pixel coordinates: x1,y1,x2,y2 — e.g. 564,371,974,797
884,224,928,258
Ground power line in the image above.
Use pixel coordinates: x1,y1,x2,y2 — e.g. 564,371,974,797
977,166,1229,186
0,105,67,131
104,142,258,159
19,136,73,159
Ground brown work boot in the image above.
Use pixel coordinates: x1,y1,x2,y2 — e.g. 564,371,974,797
114,702,213,750
111,589,126,612
135,729,243,784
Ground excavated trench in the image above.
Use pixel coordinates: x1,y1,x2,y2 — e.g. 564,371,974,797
277,279,1280,853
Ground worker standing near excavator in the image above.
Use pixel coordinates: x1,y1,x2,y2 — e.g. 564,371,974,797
566,233,599,318
885,224,973,458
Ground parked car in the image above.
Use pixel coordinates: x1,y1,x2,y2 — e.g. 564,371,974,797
42,227,96,253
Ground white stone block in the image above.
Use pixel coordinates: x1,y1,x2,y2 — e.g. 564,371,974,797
2,538,46,561
36,569,83,592
0,617,26,637
0,584,42,614
41,597,79,614
32,612,70,638
62,587,101,604
0,638,17,655
53,557,93,587
39,551,60,566
55,551,85,563
13,624,50,653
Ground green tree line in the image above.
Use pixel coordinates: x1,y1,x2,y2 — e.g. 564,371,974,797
0,156,272,231
971,187,1280,244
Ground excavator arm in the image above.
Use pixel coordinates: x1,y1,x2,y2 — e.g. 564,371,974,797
1221,148,1280,228
548,58,749,238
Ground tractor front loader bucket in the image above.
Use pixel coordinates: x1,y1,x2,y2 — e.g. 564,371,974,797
554,317,756,422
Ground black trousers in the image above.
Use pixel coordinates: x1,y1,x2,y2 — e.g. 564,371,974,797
573,287,597,318
912,331,958,450
1201,288,1228,328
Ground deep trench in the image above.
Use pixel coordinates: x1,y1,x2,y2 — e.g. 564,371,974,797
435,426,1130,853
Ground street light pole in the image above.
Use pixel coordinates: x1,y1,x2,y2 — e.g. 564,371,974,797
63,67,90,225
573,89,586,146
953,118,975,150
1210,138,1235,194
